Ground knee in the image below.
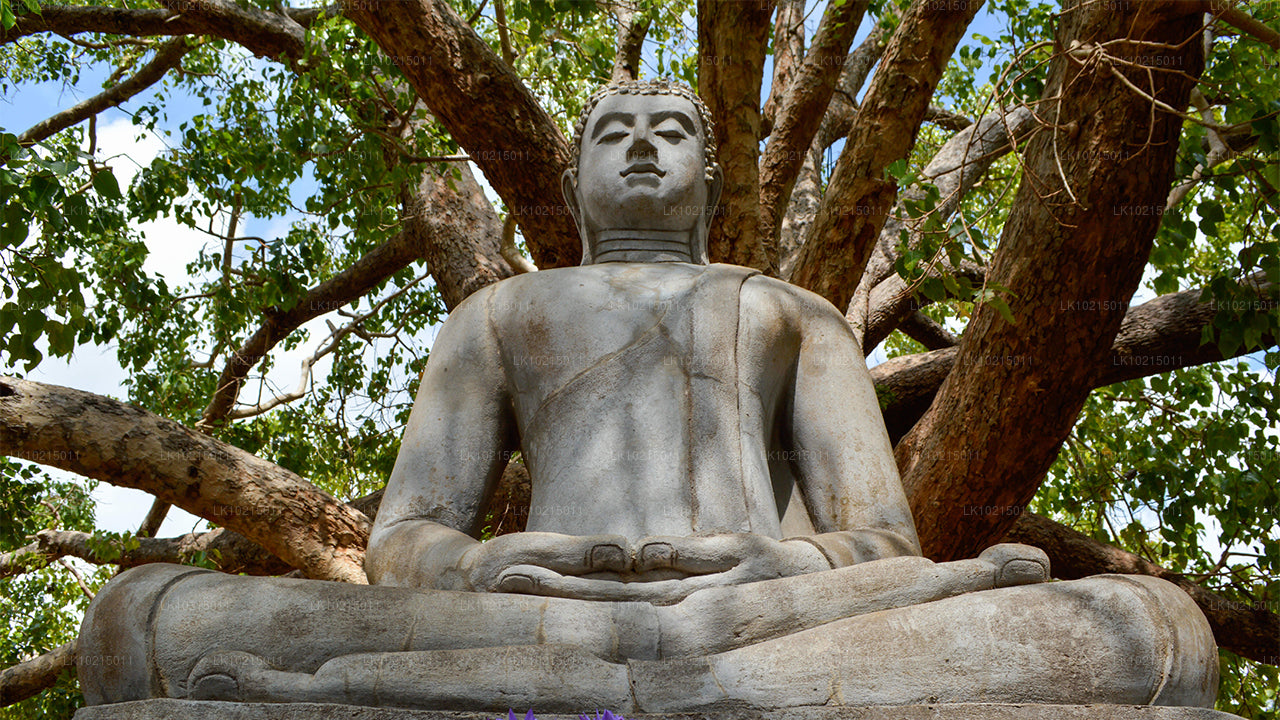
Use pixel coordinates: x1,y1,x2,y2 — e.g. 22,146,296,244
77,564,211,704
1075,574,1219,707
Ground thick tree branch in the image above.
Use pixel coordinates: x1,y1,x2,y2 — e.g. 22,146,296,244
135,497,169,538
788,0,984,308
3,4,332,61
16,37,190,148
924,104,974,132
1,4,334,47
0,377,370,583
401,163,515,311
155,0,306,60
760,0,806,136
778,140,821,277
1005,512,1279,666
342,0,579,269
757,0,871,256
500,216,538,274
875,275,1274,442
698,0,776,271
1207,0,1280,50
0,541,42,579
816,14,896,150
0,641,75,708
899,310,957,350
851,105,1033,350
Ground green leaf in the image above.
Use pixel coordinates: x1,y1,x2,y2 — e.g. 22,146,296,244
886,158,910,182
988,296,1016,325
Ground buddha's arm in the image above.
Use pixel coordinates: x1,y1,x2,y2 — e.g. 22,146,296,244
365,291,516,589
786,295,923,566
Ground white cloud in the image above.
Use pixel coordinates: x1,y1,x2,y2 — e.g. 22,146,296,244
95,118,208,283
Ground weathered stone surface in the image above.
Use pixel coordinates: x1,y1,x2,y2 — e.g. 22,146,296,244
73,700,1247,720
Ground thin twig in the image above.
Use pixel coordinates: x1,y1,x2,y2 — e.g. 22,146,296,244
57,558,94,600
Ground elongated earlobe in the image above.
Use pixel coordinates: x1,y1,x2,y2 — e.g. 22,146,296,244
695,164,723,264
561,168,591,265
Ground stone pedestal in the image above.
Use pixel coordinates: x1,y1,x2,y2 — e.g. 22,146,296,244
73,701,1247,720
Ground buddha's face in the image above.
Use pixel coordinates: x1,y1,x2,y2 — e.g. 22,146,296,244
564,92,721,260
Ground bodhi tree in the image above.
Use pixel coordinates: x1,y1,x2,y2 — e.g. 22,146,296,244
0,0,1277,716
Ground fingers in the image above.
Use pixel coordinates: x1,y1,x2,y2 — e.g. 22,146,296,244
481,532,633,576
586,541,630,573
493,564,737,605
634,534,761,574
978,543,1049,587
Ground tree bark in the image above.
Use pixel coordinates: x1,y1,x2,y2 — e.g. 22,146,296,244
0,641,75,708
698,0,776,272
607,0,650,83
1006,512,1280,666
0,377,369,583
760,0,806,135
788,0,984,309
154,0,307,60
341,0,579,269
815,14,896,151
899,310,957,350
894,0,1208,561
778,142,821,278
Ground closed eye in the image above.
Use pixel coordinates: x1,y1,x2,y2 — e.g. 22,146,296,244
656,131,685,141
599,131,628,143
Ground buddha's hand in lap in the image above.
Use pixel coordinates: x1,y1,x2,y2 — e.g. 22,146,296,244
456,531,635,592
486,533,832,605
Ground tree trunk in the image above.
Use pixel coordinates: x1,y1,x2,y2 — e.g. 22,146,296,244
402,163,515,311
756,0,869,251
895,0,1207,561
787,0,984,308
698,0,776,271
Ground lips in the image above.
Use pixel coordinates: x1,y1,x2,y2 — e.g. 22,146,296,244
622,162,666,178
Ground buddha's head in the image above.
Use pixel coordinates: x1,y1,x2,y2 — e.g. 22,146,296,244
563,79,723,265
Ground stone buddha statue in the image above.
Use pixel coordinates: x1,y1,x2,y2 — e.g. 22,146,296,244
76,80,1221,717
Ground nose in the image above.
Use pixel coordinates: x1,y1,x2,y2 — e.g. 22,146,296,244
626,133,657,162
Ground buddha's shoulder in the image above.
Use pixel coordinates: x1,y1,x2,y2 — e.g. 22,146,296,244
481,263,616,297
739,271,848,330
443,266,624,332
